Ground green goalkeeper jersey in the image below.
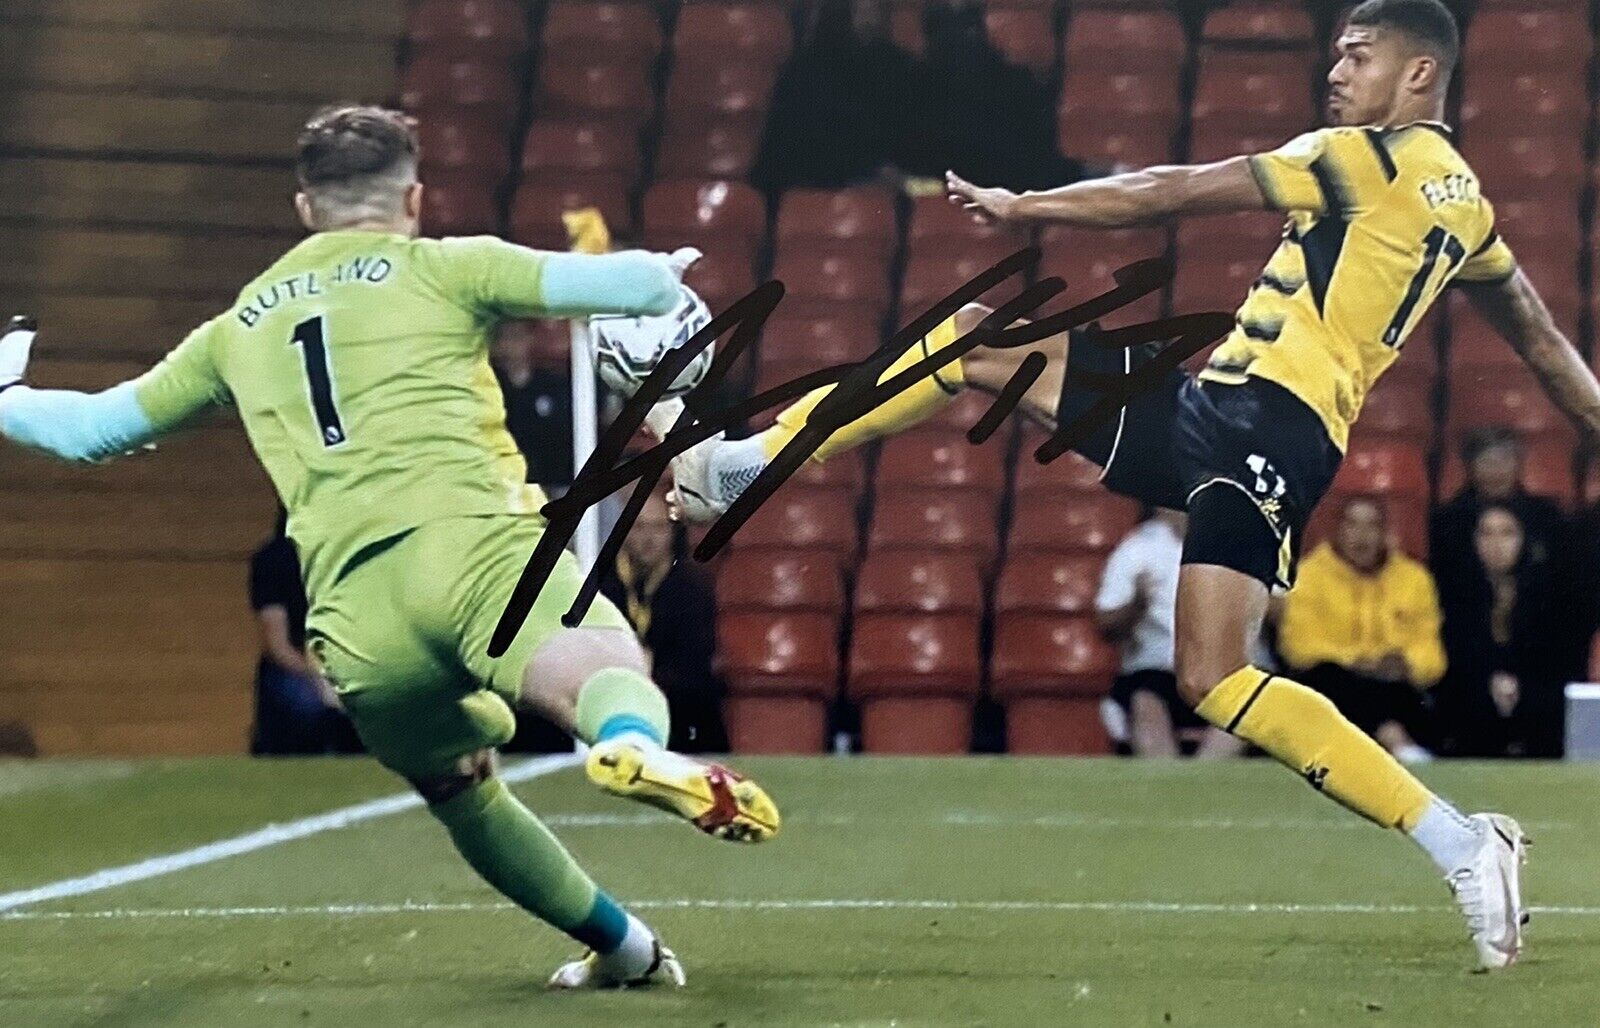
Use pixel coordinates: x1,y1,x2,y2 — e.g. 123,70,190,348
133,230,600,599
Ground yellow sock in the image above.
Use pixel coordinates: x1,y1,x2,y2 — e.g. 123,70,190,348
761,314,965,463
1196,666,1432,831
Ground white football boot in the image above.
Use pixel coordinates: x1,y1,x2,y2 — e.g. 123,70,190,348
0,315,37,390
548,938,687,990
1446,813,1530,971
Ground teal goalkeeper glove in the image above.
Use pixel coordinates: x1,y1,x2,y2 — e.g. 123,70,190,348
0,315,37,393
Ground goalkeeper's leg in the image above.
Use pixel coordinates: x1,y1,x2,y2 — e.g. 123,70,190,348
654,303,1071,521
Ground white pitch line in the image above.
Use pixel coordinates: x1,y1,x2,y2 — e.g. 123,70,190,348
0,753,582,914
4,898,1600,922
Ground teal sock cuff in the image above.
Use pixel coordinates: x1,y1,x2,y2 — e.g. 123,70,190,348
572,890,631,954
575,667,669,746
596,714,663,744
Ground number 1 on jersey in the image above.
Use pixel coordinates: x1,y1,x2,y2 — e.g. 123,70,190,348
290,316,347,446
1384,226,1466,348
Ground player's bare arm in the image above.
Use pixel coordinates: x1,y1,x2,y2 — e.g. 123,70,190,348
946,157,1268,229
1459,268,1600,447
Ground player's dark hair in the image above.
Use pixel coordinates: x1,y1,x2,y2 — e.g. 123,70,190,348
294,105,419,225
1347,0,1460,77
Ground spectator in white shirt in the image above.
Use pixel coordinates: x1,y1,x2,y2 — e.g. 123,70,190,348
1095,509,1243,758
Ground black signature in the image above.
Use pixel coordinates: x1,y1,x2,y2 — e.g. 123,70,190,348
487,246,1232,657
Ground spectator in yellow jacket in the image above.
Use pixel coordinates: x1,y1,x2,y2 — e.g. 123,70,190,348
1278,496,1447,764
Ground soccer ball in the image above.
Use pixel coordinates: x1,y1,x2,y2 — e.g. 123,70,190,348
590,284,714,399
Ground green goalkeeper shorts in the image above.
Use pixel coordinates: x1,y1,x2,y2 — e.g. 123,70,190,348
304,513,631,779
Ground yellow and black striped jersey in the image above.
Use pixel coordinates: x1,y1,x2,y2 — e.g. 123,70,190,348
1198,121,1517,451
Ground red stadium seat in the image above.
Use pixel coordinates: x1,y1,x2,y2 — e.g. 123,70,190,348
1449,377,1575,443
990,614,1115,753
1060,123,1175,168
717,549,845,612
1349,376,1435,447
1491,198,1584,258
848,613,981,753
855,551,985,614
1331,441,1430,500
408,0,529,59
1064,9,1185,69
1009,492,1139,553
728,486,858,563
889,2,924,57
994,551,1106,616
419,171,502,236
508,171,632,246
759,313,878,366
898,244,1030,317
1058,68,1182,123
681,249,759,316
665,60,779,116
775,187,898,259
535,59,656,128
1466,8,1592,71
719,611,839,753
1201,2,1314,45
520,120,640,181
1465,133,1586,201
1014,431,1105,495
641,179,767,246
1191,51,1316,134
876,430,1006,495
542,1,662,59
1169,255,1258,320
674,3,794,59
1174,212,1284,267
1187,124,1297,165
868,489,1000,574
1036,226,1168,328
1460,71,1588,135
769,251,891,311
416,118,513,177
985,7,1057,76
788,449,867,494
925,388,1008,435
401,56,521,126
655,114,763,179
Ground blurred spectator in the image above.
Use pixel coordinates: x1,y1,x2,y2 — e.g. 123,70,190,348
492,324,574,486
1279,497,1444,764
249,510,360,755
1430,426,1565,610
752,0,918,192
1096,508,1242,758
1437,505,1568,758
600,492,729,752
900,0,1089,190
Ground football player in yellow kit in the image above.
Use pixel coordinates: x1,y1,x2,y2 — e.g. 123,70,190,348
664,0,1600,970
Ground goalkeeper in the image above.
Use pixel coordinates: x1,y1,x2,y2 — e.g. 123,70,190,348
0,105,779,990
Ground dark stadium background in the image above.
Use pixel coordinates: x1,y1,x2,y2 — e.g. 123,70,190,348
0,0,1595,758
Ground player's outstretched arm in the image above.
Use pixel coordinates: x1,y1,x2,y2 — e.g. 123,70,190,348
456,236,697,321
0,315,227,463
1460,268,1600,448
946,157,1268,229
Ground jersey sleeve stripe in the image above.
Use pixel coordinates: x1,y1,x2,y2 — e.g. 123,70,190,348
1309,157,1348,217
1469,231,1501,258
1246,154,1288,211
1361,129,1399,182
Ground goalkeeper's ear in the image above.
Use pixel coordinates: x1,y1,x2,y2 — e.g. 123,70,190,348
0,315,37,392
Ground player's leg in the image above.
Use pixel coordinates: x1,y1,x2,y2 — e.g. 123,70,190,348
662,303,1071,520
308,552,681,989
1173,492,1528,970
513,622,779,842
409,748,682,989
448,513,778,842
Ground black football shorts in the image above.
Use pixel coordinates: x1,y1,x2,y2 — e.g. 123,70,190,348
1050,329,1343,590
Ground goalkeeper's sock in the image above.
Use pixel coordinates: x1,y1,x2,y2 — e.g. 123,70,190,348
1195,666,1433,831
430,777,638,953
575,667,669,748
759,313,965,464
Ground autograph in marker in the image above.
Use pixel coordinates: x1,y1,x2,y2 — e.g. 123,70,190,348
488,246,1233,658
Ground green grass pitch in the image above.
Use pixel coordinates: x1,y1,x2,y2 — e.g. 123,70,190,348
1,757,1597,1026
